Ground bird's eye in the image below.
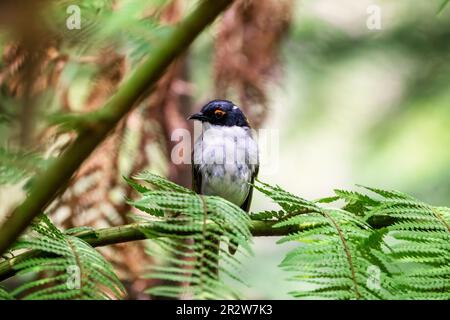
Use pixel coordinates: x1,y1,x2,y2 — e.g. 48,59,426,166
214,109,226,118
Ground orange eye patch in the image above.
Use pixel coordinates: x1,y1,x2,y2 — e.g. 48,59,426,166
214,109,226,117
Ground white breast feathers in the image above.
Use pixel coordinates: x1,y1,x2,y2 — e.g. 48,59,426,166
193,124,258,206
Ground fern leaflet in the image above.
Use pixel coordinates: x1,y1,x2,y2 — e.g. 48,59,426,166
3,215,126,300
126,171,252,300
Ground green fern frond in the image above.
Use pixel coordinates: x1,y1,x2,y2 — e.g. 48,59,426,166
133,170,195,194
334,189,378,216
253,180,319,214
0,287,12,300
0,147,48,185
357,185,414,201
37,0,171,77
249,210,285,221
364,192,450,299
314,196,340,204
256,181,395,300
126,173,252,300
334,189,376,204
6,215,125,300
280,211,394,299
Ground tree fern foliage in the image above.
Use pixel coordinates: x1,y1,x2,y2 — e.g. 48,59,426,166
363,188,450,299
1,173,448,299
0,287,12,300
255,181,450,300
1,215,125,300
126,171,253,300
0,147,48,185
254,181,394,299
52,0,172,65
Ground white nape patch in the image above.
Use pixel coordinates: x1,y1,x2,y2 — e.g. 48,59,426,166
232,105,238,110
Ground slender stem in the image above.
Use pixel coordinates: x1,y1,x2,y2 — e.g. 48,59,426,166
0,0,234,256
321,210,361,299
0,220,302,282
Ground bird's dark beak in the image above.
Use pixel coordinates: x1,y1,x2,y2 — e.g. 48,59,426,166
188,112,207,121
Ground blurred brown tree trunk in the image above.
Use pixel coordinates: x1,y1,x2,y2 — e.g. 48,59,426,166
214,0,293,128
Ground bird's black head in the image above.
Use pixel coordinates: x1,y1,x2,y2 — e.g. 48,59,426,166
188,99,250,127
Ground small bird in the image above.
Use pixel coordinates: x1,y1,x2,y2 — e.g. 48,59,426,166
189,99,259,256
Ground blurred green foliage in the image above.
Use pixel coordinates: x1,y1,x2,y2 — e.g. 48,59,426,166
267,0,450,205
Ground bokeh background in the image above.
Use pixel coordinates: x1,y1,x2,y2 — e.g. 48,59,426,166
1,0,449,299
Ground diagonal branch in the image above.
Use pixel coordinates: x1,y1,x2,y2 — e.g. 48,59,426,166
0,0,235,256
